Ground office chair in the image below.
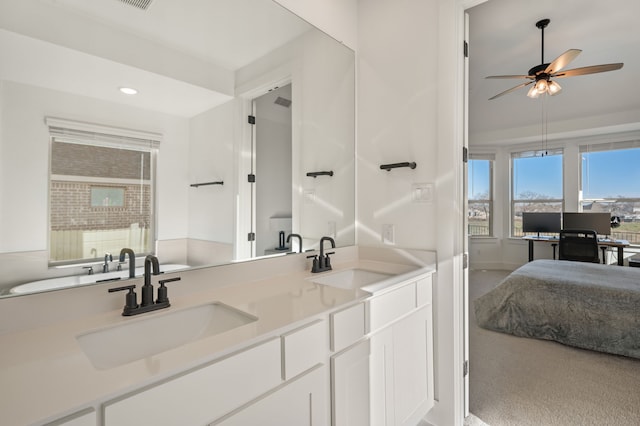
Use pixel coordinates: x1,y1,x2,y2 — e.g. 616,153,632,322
558,229,600,263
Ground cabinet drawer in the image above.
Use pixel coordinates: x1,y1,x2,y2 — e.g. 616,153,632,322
281,319,326,380
416,274,433,307
104,338,281,426
331,302,365,352
367,282,416,332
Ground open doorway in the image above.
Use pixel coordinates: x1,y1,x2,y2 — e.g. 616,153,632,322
251,84,293,257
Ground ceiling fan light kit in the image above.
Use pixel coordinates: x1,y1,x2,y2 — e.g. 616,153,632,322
487,18,623,100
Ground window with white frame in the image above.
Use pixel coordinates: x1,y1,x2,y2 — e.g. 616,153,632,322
580,142,640,245
47,118,160,265
468,155,494,236
511,148,563,237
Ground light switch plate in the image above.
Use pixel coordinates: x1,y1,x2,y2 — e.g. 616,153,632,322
382,224,395,245
303,189,315,204
328,221,336,239
412,183,434,203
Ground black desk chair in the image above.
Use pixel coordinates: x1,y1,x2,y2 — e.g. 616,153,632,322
558,229,600,263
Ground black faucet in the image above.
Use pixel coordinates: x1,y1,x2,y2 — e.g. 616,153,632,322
108,255,181,316
103,253,113,273
309,236,335,273
286,233,303,253
119,248,136,279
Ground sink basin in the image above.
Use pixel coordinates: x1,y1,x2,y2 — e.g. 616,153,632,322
309,268,392,290
77,302,257,370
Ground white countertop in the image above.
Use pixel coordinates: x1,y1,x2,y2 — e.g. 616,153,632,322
0,247,435,425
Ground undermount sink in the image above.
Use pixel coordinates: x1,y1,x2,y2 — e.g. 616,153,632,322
77,302,257,370
309,268,393,290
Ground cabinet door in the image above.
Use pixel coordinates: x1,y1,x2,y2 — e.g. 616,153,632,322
392,305,434,426
370,326,394,426
370,306,434,426
213,365,326,426
331,339,370,426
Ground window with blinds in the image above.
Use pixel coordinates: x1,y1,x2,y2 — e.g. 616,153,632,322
46,118,160,265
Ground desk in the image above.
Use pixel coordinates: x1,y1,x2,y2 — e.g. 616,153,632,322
523,236,630,266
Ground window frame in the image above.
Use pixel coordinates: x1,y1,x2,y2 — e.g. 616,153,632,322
468,156,494,237
510,148,564,238
579,142,640,245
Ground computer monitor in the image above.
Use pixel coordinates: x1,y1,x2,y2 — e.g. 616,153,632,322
562,212,611,236
522,212,562,235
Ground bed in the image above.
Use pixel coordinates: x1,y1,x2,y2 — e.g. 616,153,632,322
473,259,640,359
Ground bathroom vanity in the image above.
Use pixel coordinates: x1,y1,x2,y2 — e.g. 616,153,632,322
0,247,435,425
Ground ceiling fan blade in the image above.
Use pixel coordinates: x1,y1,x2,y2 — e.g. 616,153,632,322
553,63,624,78
488,81,533,100
544,49,582,74
486,74,534,79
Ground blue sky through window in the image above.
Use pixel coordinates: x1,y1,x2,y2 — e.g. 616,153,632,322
468,159,489,199
582,148,640,199
513,154,563,200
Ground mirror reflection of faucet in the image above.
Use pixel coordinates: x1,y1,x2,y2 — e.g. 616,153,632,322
102,253,113,273
286,233,303,253
119,248,136,279
274,230,288,251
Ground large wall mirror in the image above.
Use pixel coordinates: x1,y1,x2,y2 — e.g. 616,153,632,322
0,0,355,297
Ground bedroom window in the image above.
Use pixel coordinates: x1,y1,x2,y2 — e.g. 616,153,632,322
468,157,493,236
580,144,640,245
47,118,160,265
511,148,563,237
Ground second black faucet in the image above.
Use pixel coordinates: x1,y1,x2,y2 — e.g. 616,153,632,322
308,236,335,273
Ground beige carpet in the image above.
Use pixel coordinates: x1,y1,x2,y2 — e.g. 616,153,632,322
468,269,640,426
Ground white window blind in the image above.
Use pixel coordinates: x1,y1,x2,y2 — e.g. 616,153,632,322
45,117,161,151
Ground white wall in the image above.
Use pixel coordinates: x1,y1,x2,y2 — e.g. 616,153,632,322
188,100,239,245
358,0,466,425
273,0,358,50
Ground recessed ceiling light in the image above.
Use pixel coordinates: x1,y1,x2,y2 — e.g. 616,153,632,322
119,87,138,95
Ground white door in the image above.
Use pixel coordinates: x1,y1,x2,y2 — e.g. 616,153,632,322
462,11,471,418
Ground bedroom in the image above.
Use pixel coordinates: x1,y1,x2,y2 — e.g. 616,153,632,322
466,0,640,424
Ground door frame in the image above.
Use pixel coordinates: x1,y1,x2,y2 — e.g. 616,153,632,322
235,76,292,260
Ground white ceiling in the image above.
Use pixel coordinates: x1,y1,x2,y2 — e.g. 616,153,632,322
50,0,311,70
468,0,640,146
0,0,311,117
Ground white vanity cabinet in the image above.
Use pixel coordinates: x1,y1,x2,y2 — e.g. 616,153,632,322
369,274,435,426
330,272,434,426
103,318,329,426
212,365,327,425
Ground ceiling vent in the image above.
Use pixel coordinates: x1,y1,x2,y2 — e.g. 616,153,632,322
274,97,292,108
116,0,154,11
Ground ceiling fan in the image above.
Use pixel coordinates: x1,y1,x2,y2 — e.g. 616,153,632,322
487,18,624,100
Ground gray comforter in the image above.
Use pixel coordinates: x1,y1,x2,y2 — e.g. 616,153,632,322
474,259,640,358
